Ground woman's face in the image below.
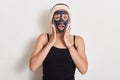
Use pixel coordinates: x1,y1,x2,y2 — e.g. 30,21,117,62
52,10,70,33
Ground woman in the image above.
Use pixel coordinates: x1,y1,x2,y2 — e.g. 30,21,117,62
29,3,88,80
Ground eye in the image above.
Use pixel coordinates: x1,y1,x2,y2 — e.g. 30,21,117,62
62,14,68,21
54,14,60,21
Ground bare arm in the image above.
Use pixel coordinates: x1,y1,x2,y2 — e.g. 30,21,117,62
68,36,88,74
63,26,88,74
29,25,56,72
29,33,52,72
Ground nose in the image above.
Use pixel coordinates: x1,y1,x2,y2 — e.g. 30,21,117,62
59,22,64,24
59,21,64,24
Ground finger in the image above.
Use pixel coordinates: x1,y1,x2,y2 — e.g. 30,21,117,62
66,25,71,32
67,27,71,34
51,24,54,34
68,26,71,33
66,24,70,30
68,28,71,34
65,24,70,32
52,24,56,36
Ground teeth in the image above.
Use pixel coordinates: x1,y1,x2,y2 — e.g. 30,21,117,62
58,26,64,30
59,25,64,27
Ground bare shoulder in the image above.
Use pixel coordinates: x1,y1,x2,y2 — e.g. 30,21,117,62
37,33,48,45
75,35,85,47
38,33,47,39
75,35,84,42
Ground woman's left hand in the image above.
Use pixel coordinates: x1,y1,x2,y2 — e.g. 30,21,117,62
64,25,74,48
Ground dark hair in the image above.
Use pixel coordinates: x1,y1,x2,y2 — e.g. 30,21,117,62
51,3,69,10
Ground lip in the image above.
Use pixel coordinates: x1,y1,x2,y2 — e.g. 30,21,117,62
58,25,65,30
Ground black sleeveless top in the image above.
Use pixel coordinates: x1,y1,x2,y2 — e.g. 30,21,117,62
42,33,77,80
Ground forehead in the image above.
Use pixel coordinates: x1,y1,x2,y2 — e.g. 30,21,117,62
54,10,68,15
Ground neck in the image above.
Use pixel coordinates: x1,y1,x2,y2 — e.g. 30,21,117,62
56,32,65,38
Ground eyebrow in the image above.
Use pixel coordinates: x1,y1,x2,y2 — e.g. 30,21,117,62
54,11,68,15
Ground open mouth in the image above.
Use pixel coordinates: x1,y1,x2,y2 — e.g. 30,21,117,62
58,24,65,30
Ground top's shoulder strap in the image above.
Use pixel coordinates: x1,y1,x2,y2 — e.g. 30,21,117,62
47,33,49,42
73,35,77,49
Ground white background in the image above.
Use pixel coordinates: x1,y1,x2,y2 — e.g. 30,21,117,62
0,0,120,80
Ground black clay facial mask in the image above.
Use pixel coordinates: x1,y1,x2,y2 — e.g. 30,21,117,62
53,11,69,33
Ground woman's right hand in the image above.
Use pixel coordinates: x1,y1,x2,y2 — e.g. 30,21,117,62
48,24,56,46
